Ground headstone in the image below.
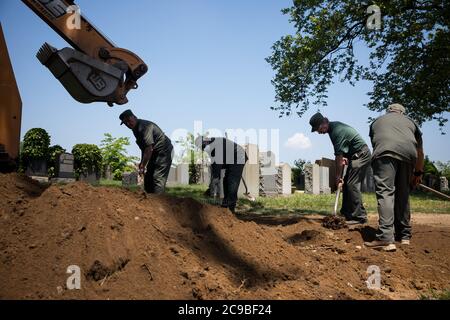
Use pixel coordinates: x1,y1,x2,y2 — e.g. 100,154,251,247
259,151,277,176
277,163,292,195
305,163,320,194
440,177,449,192
176,163,189,185
238,144,259,199
78,171,99,184
167,166,177,184
122,172,138,188
316,158,336,192
26,158,47,177
261,175,278,196
50,153,75,183
319,166,331,194
259,150,279,196
56,153,75,179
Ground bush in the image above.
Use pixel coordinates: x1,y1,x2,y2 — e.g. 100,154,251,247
100,133,138,180
291,159,306,186
47,145,66,178
72,144,102,179
22,128,51,166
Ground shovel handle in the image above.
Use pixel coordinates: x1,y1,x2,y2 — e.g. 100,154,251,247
419,184,450,200
333,164,348,216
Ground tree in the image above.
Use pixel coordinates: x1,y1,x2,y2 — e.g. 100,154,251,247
72,144,103,179
47,145,66,178
424,155,439,175
100,133,138,180
266,1,449,130
174,133,209,184
292,158,309,187
435,160,450,180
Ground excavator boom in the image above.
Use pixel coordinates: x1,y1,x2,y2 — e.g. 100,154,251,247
22,0,148,106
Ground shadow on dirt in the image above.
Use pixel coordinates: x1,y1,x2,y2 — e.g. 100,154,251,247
167,198,303,288
350,225,378,242
236,213,326,226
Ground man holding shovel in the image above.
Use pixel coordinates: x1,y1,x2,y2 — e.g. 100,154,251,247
364,104,424,251
119,109,173,194
310,112,371,225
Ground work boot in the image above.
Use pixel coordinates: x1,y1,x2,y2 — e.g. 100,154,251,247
364,240,397,252
346,219,368,226
221,204,236,214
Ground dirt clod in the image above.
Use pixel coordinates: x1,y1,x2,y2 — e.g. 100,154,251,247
322,216,347,230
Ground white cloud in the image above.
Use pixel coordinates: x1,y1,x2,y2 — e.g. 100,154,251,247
285,133,312,150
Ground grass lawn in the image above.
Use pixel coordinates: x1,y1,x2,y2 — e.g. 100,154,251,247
99,180,450,215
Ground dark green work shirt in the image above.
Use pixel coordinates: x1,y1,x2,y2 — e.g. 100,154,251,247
132,119,172,153
206,137,248,165
369,112,423,163
328,121,367,157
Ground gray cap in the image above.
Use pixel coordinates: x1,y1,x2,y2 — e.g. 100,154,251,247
309,112,325,132
119,109,135,125
387,104,406,114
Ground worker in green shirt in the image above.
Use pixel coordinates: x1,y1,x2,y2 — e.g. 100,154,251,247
119,109,173,194
310,112,371,225
364,104,424,252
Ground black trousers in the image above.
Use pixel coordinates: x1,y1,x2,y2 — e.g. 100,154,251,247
372,157,413,242
144,144,173,194
340,145,371,221
211,162,245,212
208,163,222,197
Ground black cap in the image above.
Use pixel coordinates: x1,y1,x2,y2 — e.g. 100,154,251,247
119,109,135,125
309,112,324,132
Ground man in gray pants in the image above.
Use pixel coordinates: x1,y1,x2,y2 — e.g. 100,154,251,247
365,104,424,251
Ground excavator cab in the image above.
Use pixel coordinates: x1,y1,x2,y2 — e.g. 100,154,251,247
23,0,148,106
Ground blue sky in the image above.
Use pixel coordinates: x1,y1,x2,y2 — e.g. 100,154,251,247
1,0,449,165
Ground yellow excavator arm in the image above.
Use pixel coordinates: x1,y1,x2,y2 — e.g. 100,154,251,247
22,0,148,106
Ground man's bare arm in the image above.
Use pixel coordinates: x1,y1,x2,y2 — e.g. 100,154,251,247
335,155,348,188
139,145,154,173
415,147,424,173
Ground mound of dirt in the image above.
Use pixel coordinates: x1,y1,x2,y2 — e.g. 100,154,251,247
0,173,449,300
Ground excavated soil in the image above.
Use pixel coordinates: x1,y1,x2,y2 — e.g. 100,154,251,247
0,173,449,300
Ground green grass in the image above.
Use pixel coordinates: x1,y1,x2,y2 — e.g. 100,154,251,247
97,181,450,215
242,190,450,215
420,289,450,300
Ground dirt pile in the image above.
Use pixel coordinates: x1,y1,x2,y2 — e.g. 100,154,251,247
0,173,449,300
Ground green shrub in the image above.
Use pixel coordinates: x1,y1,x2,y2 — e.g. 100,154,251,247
22,128,51,166
100,133,138,180
47,145,66,178
72,144,102,178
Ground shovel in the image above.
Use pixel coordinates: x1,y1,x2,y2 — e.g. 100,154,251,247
419,184,450,200
241,177,256,202
333,164,348,216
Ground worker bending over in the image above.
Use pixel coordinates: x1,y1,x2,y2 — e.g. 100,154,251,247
119,109,173,194
310,112,371,225
195,136,248,213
